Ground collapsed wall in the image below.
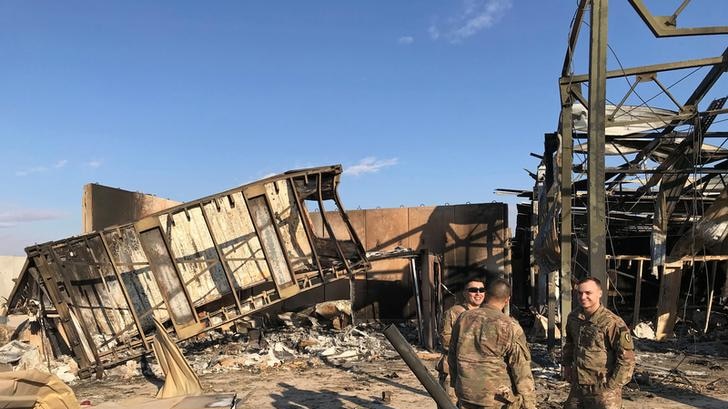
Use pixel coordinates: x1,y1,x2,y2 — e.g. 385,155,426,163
8,165,369,377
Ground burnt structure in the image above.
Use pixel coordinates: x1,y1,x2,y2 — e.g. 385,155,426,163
505,1,728,345
8,165,369,376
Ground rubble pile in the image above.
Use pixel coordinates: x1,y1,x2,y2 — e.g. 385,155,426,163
101,301,406,380
0,339,79,384
181,321,400,375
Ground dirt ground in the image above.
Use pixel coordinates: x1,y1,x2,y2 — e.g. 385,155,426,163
73,339,728,409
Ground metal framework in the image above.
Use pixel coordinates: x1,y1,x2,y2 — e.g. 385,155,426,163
9,165,370,376
517,0,728,347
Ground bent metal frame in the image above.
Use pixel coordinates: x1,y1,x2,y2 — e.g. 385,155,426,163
18,165,369,377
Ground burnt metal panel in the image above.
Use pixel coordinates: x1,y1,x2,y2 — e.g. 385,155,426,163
201,192,270,288
137,227,197,328
159,207,232,307
265,180,315,274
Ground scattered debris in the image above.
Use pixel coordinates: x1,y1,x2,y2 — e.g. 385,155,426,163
633,322,656,340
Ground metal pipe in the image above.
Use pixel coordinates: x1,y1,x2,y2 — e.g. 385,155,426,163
410,258,424,344
382,325,457,409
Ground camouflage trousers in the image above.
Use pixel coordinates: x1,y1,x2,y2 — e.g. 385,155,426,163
564,384,623,409
437,370,458,409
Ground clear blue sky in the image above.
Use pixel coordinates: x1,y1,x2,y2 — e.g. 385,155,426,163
1,1,726,255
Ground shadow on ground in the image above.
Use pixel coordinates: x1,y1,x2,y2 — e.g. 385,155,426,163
270,382,396,409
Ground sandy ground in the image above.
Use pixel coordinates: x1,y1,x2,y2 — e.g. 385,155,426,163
73,346,728,409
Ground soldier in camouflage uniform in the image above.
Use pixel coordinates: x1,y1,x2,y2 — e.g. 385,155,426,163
437,279,486,406
562,277,636,409
448,279,536,409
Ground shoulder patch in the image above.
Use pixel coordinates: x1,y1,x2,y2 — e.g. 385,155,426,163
620,331,634,349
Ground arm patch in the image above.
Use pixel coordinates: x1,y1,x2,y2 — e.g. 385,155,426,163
619,330,634,350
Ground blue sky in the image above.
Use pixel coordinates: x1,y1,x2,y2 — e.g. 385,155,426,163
1,1,726,255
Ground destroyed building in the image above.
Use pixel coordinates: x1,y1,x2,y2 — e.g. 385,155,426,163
6,166,370,376
2,2,727,408
4,164,512,377
503,1,728,346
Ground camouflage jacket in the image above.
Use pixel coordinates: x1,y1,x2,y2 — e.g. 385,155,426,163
447,305,536,408
441,303,470,350
509,316,536,409
437,303,470,374
562,305,636,389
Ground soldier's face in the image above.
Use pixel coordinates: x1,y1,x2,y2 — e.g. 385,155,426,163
464,281,485,307
577,280,602,312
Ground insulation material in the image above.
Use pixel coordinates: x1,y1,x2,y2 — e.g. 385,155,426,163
152,319,202,399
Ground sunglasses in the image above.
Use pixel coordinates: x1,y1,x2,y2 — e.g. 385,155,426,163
466,287,486,293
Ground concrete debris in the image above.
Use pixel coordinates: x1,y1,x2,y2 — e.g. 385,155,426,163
53,356,80,384
277,312,318,328
106,360,143,379
633,322,656,340
163,304,401,376
0,340,35,364
177,321,401,377
0,339,81,384
314,300,353,330
276,300,354,331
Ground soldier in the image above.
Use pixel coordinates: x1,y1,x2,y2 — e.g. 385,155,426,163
562,277,636,409
448,279,536,409
437,279,486,405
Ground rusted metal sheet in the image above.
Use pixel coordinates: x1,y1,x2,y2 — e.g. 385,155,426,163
365,208,409,251
17,165,369,376
452,204,508,275
407,206,448,252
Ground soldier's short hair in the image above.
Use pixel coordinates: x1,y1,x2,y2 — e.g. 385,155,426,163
577,276,602,287
463,278,485,290
486,279,511,301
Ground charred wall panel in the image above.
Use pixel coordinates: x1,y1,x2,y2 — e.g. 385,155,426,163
201,192,270,288
159,208,231,306
18,165,368,375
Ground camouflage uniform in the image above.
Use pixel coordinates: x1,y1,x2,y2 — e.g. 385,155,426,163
437,303,470,405
447,305,536,409
562,305,636,409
